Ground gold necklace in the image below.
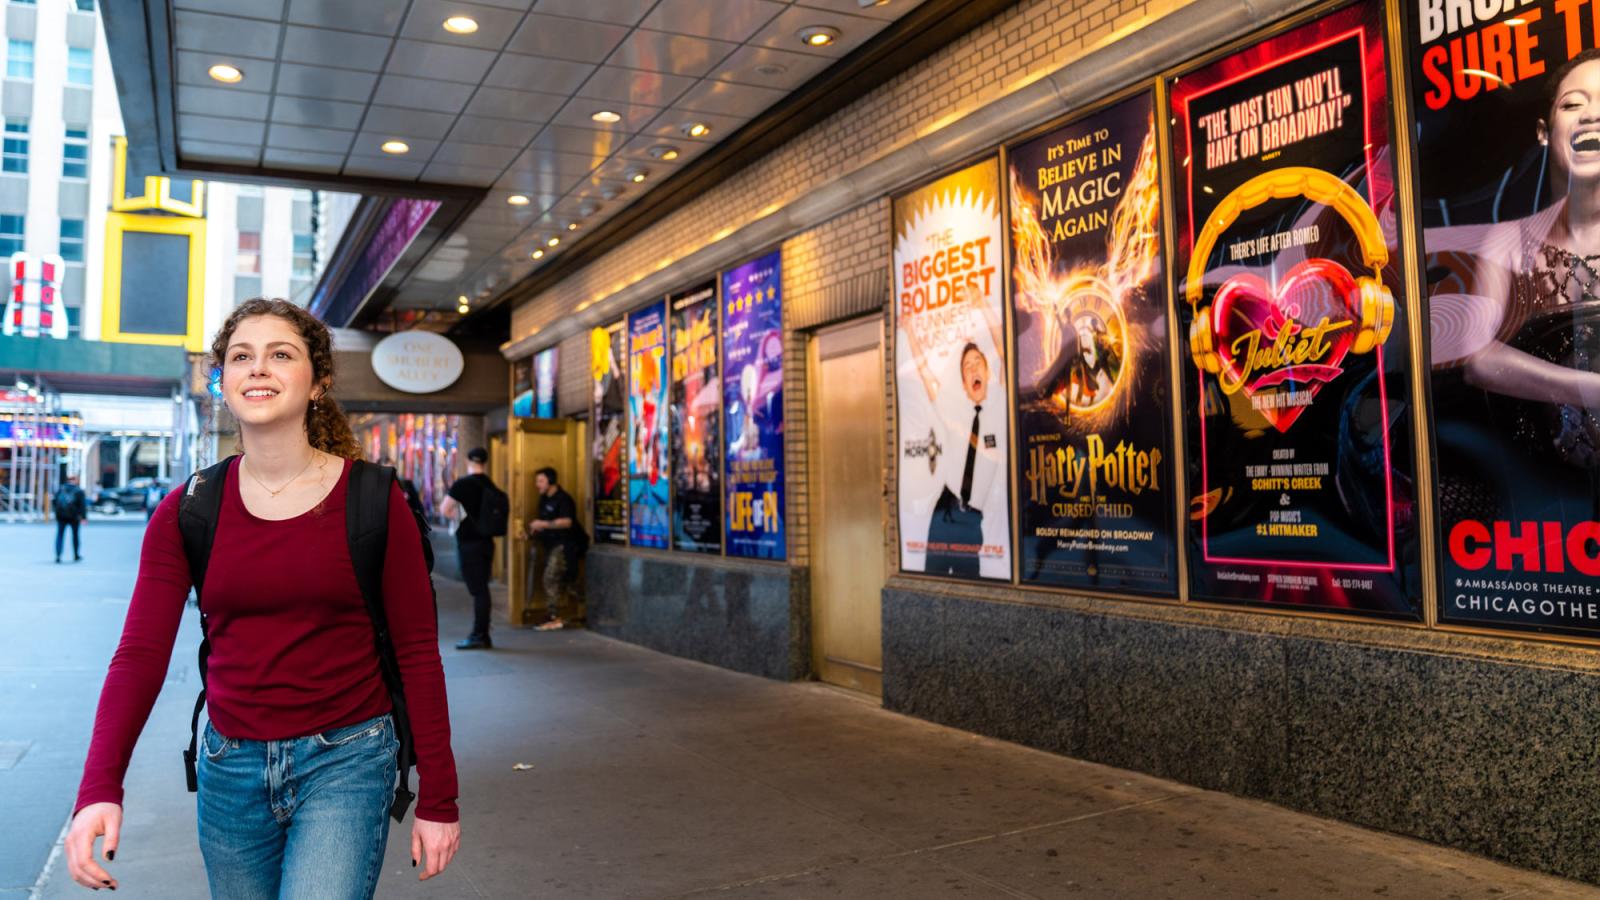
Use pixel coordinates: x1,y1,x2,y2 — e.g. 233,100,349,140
242,451,317,498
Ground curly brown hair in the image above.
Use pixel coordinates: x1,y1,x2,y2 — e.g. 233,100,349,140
208,298,364,461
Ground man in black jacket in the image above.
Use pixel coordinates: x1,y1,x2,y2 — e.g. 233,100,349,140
441,448,500,650
53,475,87,563
528,467,584,631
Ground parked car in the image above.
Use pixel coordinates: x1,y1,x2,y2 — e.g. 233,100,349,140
93,478,171,515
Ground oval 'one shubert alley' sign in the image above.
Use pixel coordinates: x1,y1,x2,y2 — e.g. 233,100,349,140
371,331,464,393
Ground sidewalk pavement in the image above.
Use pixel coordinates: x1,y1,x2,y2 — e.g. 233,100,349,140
34,559,1599,898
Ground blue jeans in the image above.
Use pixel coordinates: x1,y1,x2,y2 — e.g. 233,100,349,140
197,714,397,900
55,519,79,560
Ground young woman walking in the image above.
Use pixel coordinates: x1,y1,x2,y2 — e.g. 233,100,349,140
64,299,460,896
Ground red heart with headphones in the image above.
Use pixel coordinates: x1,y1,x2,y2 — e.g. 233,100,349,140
1210,258,1360,432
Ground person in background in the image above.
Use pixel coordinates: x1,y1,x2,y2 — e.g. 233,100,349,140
381,456,427,523
53,474,87,564
143,482,165,522
440,448,498,650
527,467,582,631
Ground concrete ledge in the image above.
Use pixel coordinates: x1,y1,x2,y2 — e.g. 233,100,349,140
586,544,810,681
882,580,1600,885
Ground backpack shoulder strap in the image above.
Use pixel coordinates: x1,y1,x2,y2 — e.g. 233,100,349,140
345,460,417,822
176,456,233,794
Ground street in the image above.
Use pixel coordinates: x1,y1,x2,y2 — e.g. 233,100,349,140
2,519,1596,899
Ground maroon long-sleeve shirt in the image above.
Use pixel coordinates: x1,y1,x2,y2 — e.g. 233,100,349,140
75,457,459,822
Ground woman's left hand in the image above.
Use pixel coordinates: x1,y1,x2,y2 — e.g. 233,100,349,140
411,817,461,881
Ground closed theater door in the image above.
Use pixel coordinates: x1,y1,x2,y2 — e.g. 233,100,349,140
810,316,886,695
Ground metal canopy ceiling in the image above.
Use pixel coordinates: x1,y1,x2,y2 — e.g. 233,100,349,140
106,0,925,323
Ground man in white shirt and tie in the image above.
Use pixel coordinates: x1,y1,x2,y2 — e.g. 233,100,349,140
925,342,1001,577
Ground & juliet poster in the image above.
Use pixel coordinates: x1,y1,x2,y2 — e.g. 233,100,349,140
722,251,786,560
1009,92,1178,594
591,320,627,544
893,158,1013,581
670,282,722,554
1408,0,1600,633
627,301,670,548
1169,0,1421,615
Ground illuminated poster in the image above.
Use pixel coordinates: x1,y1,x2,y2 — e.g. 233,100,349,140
628,301,670,548
591,321,628,544
1009,93,1177,594
512,357,533,418
893,158,1012,581
534,346,558,418
721,251,786,560
1169,0,1421,615
670,282,722,553
1408,0,1600,633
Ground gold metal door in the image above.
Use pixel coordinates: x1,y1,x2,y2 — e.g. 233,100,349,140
508,418,587,625
809,316,886,695
488,432,509,583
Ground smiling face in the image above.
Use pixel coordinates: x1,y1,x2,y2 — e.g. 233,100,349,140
1541,58,1600,184
221,314,320,430
960,346,989,405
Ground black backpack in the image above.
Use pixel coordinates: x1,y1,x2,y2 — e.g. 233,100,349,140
53,484,79,518
474,479,510,538
175,456,434,823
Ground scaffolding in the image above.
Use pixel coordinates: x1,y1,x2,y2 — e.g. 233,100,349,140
0,405,84,521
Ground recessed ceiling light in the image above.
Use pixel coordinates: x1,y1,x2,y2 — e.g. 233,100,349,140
458,295,468,304
208,64,243,83
628,168,648,183
566,221,580,231
443,16,478,34
531,249,545,260
507,194,530,206
457,304,470,314
381,140,410,154
648,145,680,161
682,122,711,138
754,63,788,77
798,26,840,47
591,110,622,124
600,186,622,200
579,202,599,217
547,236,560,247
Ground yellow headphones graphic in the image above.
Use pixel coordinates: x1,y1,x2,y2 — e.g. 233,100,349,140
1186,166,1395,374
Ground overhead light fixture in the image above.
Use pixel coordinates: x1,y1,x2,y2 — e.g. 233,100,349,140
648,145,680,161
443,15,479,34
457,304,470,315
208,64,243,83
507,194,530,206
579,202,599,217
531,249,545,260
381,140,410,154
566,221,580,231
600,186,622,200
591,110,623,124
682,122,710,138
798,26,840,47
547,236,560,247
628,168,648,183
754,63,788,77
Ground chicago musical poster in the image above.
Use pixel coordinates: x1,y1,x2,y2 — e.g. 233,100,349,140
1010,92,1178,594
670,282,722,553
1169,0,1421,614
893,158,1013,581
722,251,786,560
1408,0,1600,633
591,320,628,544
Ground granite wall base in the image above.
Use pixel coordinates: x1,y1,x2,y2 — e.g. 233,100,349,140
883,581,1600,885
586,545,809,681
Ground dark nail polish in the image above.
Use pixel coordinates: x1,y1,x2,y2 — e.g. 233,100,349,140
101,881,111,886
106,850,115,861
